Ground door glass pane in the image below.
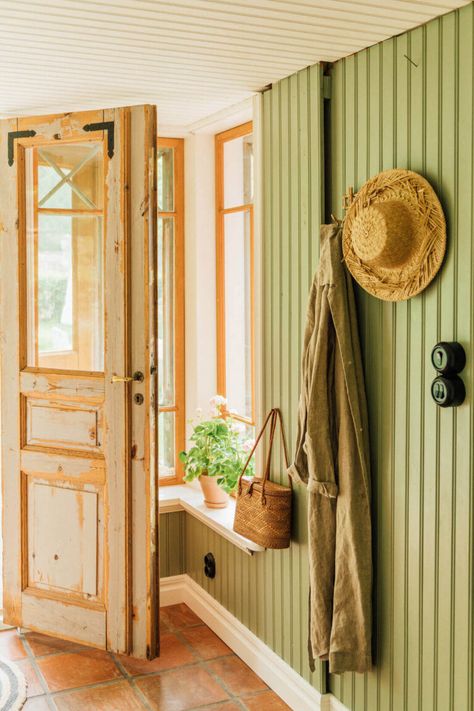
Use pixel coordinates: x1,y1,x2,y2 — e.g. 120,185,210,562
159,412,175,478
158,147,174,212
224,210,252,419
158,217,175,406
38,143,103,210
25,142,105,372
37,214,73,354
223,133,253,208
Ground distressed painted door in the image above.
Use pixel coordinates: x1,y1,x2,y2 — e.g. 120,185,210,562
0,106,159,658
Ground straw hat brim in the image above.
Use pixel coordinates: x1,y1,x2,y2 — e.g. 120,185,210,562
342,169,446,302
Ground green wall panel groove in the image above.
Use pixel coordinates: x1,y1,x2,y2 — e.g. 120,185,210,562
159,512,186,578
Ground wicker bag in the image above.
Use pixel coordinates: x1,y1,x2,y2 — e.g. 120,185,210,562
233,408,292,549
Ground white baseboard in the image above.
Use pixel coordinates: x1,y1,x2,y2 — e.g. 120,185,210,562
160,574,189,607
328,696,353,711
160,574,348,711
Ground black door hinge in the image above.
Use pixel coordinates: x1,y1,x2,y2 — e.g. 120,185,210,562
8,130,37,166
83,121,114,159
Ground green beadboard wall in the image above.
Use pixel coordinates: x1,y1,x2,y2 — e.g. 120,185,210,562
184,63,326,692
162,6,474,709
159,512,186,578
329,5,474,711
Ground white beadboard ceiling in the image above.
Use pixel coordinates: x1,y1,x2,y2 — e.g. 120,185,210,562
0,0,469,130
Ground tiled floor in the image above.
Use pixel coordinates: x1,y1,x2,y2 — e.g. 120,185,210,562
0,604,291,710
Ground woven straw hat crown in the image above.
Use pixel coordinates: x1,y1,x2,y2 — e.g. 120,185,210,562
343,169,446,301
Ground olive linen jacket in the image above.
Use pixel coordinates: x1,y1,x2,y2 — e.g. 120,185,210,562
288,222,372,675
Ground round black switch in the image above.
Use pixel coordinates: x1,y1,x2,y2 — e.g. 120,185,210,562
431,375,465,408
431,342,466,375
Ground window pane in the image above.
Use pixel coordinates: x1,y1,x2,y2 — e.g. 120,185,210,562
158,147,174,212
26,143,104,372
159,411,175,478
37,215,73,354
38,142,103,209
224,210,252,419
158,217,175,406
223,133,253,208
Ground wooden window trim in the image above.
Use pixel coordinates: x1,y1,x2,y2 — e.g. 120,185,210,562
158,137,185,485
215,121,255,426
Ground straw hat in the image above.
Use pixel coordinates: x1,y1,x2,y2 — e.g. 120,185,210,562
342,169,446,301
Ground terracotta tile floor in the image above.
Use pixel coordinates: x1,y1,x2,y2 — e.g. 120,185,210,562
0,604,291,710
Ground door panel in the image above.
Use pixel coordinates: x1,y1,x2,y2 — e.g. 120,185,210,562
20,450,105,484
23,397,103,454
20,371,105,400
22,594,106,648
26,480,100,598
0,106,158,658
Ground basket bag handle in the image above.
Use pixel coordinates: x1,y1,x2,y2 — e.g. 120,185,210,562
237,408,291,503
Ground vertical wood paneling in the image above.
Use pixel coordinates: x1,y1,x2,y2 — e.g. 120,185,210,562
329,5,474,710
366,42,383,711
407,25,423,711
170,9,473,709
183,64,325,692
420,18,440,711
454,11,473,711
159,513,186,577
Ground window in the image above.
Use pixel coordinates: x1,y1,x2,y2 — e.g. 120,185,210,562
158,138,185,483
26,141,105,372
215,122,254,425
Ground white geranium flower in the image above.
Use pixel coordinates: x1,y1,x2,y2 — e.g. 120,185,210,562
232,421,246,434
209,394,227,409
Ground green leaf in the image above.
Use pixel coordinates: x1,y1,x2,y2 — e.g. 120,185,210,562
180,416,255,494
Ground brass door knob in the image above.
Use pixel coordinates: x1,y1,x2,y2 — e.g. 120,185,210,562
111,375,133,383
111,371,144,384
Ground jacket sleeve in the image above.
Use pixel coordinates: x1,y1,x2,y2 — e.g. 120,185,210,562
304,285,338,499
289,276,338,498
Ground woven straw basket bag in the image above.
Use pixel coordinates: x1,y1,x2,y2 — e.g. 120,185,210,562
233,408,292,550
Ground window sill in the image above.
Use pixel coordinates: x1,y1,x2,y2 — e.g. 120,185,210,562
159,484,265,555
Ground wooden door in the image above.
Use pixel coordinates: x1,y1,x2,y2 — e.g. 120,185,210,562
0,106,159,658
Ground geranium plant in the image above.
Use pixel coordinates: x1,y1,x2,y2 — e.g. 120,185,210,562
179,396,255,494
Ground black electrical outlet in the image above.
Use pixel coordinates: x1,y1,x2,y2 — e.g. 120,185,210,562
204,552,216,579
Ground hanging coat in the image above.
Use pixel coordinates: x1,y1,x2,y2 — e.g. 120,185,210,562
288,221,372,674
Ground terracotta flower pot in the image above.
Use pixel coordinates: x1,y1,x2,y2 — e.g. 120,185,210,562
199,474,229,509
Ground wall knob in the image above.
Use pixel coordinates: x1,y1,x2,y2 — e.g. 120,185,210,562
431,375,465,408
431,342,466,375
